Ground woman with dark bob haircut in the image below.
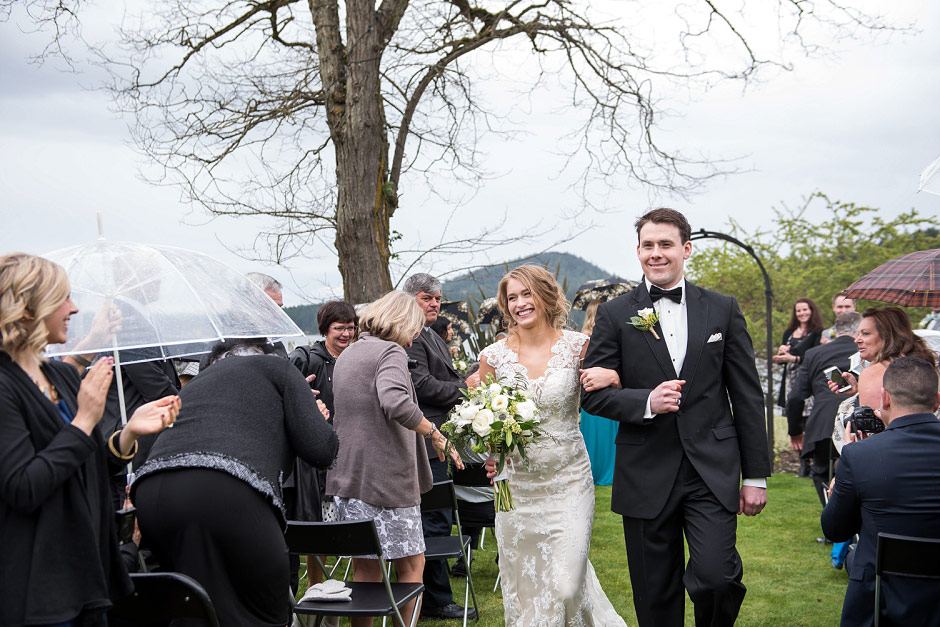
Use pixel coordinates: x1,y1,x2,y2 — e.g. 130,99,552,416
0,252,179,626
288,300,357,590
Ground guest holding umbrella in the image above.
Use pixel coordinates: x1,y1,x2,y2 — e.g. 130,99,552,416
327,290,463,627
0,252,179,627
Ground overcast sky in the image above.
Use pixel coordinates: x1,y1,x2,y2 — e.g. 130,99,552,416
1,1,938,305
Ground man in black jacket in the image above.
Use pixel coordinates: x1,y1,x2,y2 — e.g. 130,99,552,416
403,273,479,621
821,356,940,626
789,311,861,503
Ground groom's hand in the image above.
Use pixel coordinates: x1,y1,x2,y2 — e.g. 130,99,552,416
738,485,767,516
649,380,685,414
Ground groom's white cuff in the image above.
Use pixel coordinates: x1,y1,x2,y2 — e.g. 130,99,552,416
644,395,654,419
742,478,767,489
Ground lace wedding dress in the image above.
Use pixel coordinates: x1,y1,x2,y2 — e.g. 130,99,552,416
480,330,627,626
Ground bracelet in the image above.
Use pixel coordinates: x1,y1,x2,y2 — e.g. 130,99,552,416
72,355,92,368
424,425,439,440
108,430,139,460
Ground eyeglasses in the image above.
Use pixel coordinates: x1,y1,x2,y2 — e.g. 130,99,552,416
329,325,357,334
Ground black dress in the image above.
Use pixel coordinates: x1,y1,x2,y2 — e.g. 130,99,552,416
288,340,337,521
0,353,132,626
132,354,338,627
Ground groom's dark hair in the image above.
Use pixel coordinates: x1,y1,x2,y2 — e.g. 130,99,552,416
635,208,692,244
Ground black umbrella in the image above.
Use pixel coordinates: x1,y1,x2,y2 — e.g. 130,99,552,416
473,296,504,328
571,276,638,310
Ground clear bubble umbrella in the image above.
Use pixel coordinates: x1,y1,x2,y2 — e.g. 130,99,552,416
918,154,940,195
43,239,304,434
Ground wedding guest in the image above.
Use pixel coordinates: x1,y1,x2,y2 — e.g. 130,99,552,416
132,338,338,627
327,290,462,627
403,273,479,621
430,316,453,343
578,300,618,485
774,297,823,476
289,300,356,600
822,357,940,626
821,291,856,343
0,252,178,626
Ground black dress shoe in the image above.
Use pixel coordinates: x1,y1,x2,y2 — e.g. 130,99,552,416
451,560,468,578
420,603,478,620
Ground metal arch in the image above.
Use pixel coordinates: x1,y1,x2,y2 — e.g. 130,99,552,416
690,229,775,454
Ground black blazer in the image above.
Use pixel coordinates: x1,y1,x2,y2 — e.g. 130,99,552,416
0,353,132,625
789,335,858,447
581,281,770,518
405,328,466,458
821,412,940,627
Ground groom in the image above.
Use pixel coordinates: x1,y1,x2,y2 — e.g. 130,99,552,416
581,208,771,626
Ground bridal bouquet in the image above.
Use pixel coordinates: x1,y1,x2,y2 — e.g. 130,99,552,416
440,373,541,512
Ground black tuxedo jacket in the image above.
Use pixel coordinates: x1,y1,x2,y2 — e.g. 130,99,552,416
581,281,770,518
405,328,466,458
821,412,940,627
789,335,858,448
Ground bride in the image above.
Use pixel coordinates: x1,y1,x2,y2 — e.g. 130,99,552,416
479,264,626,626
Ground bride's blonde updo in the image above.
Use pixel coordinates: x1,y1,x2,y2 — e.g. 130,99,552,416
0,252,71,359
497,264,570,333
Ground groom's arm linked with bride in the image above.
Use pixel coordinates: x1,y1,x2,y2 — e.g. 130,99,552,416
581,208,771,627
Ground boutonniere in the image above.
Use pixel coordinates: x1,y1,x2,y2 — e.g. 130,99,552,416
630,307,660,340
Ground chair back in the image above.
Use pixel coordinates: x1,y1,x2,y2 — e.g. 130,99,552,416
451,462,491,487
285,519,385,558
873,533,940,627
876,533,940,578
109,572,219,627
420,480,458,514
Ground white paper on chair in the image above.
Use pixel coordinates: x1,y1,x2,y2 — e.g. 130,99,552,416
300,579,353,602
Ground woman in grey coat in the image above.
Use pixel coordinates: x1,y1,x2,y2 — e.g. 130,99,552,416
327,290,462,627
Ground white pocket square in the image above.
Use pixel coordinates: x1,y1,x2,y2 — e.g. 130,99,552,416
707,333,723,343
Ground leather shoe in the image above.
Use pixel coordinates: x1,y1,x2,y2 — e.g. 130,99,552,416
451,560,467,578
420,603,477,620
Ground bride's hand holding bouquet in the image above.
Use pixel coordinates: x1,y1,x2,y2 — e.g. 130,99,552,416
440,373,542,511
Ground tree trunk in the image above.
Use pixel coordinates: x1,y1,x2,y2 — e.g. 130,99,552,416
315,0,394,304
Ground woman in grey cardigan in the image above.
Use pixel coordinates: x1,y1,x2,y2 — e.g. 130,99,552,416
327,290,461,627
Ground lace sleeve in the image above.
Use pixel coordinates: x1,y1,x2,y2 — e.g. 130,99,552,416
564,330,589,366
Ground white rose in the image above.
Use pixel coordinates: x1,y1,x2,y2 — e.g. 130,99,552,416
516,399,537,421
492,394,509,412
457,404,477,425
488,383,502,396
471,409,495,437
638,307,654,318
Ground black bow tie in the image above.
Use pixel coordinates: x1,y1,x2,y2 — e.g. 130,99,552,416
650,285,682,304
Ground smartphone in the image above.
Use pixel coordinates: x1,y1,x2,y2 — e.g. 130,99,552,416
823,366,853,393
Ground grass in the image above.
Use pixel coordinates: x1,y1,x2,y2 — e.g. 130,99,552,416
301,471,848,626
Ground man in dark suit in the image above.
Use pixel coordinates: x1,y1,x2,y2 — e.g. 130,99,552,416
403,273,479,621
581,208,771,627
789,311,862,504
821,356,940,626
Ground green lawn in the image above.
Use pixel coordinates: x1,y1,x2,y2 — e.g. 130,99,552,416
302,472,848,626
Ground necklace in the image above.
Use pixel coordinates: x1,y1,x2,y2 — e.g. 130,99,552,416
32,377,60,403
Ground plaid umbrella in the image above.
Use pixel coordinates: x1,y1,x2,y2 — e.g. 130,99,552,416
571,276,638,310
844,248,940,307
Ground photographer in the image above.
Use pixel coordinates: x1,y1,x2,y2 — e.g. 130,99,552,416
821,357,940,627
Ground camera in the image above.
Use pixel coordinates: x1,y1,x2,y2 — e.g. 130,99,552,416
116,507,136,545
407,358,418,370
846,405,885,435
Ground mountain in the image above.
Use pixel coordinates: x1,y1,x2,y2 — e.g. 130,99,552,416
284,252,618,333
441,252,613,304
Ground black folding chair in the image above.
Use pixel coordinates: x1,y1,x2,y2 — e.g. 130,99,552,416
420,480,480,625
874,532,940,627
108,571,220,627
285,519,425,627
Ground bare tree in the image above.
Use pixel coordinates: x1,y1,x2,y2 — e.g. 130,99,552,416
3,0,896,301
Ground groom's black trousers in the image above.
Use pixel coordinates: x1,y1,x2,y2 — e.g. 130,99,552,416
622,455,746,627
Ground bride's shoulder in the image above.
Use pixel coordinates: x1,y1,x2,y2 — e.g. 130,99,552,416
561,329,589,350
479,338,510,363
